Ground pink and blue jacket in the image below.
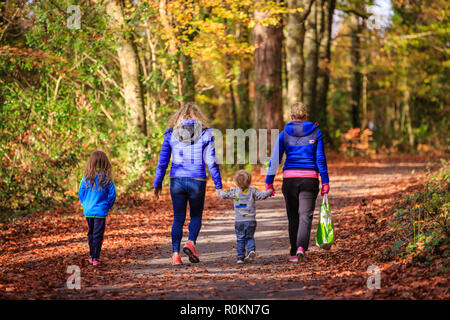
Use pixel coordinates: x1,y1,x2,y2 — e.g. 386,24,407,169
265,121,329,185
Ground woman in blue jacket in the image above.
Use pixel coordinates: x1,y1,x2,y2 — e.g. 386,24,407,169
154,102,223,265
265,102,330,262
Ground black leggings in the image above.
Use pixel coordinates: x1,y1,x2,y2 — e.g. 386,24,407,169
282,178,319,256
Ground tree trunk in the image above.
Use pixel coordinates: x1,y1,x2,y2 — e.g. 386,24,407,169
180,53,196,102
349,12,362,128
238,59,251,129
315,0,335,127
303,0,319,121
253,6,284,132
403,74,414,147
286,0,315,110
237,22,252,129
104,0,147,136
229,81,238,129
286,0,304,108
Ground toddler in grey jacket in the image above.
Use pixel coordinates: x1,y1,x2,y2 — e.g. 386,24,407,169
217,170,273,263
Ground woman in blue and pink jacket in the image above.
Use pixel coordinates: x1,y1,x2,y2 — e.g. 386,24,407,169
265,102,330,262
153,102,222,265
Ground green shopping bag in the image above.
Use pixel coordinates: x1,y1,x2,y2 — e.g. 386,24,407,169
316,194,334,250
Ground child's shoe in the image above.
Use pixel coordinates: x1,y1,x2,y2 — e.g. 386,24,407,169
237,259,244,264
244,251,256,263
172,254,183,266
183,241,200,263
296,246,305,260
92,259,101,266
289,256,298,262
88,257,94,264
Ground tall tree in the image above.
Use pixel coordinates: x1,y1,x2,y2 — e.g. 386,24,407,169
315,0,335,127
159,0,196,102
348,11,363,128
286,0,315,108
237,22,252,130
253,3,284,132
302,0,319,121
179,52,196,102
104,0,147,136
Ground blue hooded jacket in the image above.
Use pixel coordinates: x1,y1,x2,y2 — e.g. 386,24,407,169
265,121,329,185
153,119,223,189
78,175,117,218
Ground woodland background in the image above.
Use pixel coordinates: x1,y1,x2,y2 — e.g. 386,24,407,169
0,0,449,300
0,0,448,214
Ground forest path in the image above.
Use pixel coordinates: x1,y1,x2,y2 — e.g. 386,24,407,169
74,158,431,299
126,195,318,299
1,157,437,300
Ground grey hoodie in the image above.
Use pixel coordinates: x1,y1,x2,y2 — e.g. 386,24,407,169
219,187,272,222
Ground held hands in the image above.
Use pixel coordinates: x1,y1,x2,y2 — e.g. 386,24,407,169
154,188,162,200
215,189,222,197
265,184,275,197
321,183,330,195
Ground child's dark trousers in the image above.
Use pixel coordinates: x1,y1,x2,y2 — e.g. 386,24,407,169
86,217,106,259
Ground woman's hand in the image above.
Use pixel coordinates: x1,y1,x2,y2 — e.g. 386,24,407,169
154,188,162,200
266,184,275,196
321,183,329,195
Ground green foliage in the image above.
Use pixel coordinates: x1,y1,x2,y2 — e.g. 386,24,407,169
1,0,448,216
328,0,449,153
0,0,177,213
390,160,449,266
0,1,117,213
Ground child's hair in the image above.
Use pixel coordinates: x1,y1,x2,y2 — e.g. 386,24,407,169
234,170,252,190
83,150,112,189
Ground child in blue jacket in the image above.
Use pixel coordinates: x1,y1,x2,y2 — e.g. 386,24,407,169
78,150,116,265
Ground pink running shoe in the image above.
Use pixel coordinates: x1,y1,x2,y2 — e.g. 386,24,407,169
172,254,183,266
92,259,101,266
289,256,298,263
183,241,200,263
296,246,305,260
88,257,94,264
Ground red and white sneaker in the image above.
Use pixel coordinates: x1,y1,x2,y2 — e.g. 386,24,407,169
296,246,305,260
183,241,200,263
289,256,298,263
88,257,94,264
92,259,101,266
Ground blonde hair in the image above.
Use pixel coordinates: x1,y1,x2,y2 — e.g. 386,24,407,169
167,102,209,129
234,170,252,190
291,102,308,120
